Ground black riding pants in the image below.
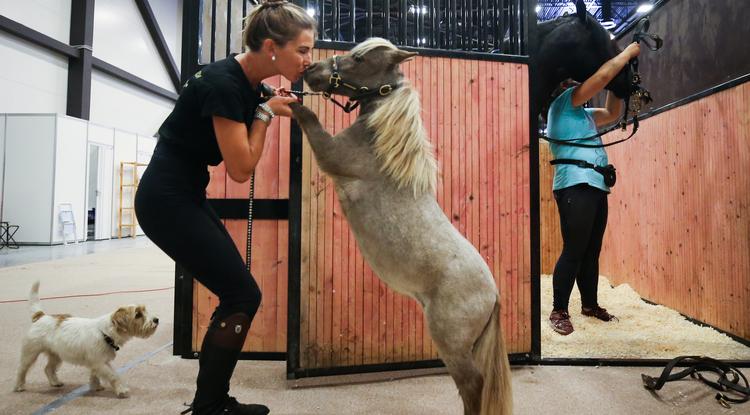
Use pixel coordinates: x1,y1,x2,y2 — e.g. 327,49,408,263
552,183,608,311
135,142,261,321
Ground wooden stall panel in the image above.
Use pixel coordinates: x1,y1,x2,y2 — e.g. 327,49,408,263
539,82,750,340
299,49,531,370
193,75,292,353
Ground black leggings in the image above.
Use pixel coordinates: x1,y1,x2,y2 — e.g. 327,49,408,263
552,183,608,311
135,143,261,321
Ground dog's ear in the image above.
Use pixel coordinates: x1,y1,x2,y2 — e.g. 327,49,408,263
111,307,131,333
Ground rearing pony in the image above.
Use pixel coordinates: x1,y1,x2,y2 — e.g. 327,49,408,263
290,38,512,415
535,0,633,115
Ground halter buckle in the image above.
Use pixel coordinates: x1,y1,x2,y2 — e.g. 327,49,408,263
329,73,342,89
717,395,731,409
379,85,393,96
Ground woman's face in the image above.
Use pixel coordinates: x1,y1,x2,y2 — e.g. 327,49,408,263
274,29,315,82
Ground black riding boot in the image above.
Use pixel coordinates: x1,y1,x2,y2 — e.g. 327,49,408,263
183,312,269,415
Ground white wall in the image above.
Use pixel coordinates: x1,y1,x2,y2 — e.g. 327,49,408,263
0,33,68,114
149,0,183,70
2,115,56,243
0,115,5,220
112,130,138,238
0,0,72,43
90,70,174,138
1,0,177,136
52,116,88,243
93,0,177,92
87,123,115,241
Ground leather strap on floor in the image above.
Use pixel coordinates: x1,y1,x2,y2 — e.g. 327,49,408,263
642,355,750,409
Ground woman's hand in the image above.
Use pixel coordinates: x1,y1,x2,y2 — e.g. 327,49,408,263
265,95,298,118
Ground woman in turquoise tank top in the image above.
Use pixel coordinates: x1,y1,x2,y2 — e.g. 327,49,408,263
547,42,641,336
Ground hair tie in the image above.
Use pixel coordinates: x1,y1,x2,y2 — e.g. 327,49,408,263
259,0,287,8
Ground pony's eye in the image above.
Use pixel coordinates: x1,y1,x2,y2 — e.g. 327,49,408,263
353,55,364,63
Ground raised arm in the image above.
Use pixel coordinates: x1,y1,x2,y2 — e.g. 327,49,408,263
590,91,624,127
571,42,641,107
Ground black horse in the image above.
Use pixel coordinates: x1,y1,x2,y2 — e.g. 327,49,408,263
535,0,632,115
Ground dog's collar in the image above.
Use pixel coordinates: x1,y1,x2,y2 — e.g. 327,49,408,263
102,332,120,351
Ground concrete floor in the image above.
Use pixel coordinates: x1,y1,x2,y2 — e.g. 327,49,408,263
0,238,745,414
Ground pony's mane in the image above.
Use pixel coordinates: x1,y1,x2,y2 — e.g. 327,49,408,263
347,37,437,196
350,37,395,57
365,81,437,196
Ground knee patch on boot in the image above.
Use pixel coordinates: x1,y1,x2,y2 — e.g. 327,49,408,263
206,312,252,349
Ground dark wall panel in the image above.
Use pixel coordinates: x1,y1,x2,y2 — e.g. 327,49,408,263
617,0,749,112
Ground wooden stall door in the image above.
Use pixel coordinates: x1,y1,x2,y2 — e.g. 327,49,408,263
294,50,532,374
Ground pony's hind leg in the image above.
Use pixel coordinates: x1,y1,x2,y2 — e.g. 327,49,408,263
441,354,483,415
422,293,494,415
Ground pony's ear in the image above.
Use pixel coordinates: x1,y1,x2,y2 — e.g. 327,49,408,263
390,49,418,65
576,0,587,23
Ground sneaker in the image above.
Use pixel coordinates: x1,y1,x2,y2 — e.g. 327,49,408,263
182,397,270,415
581,306,619,322
549,309,574,335
222,397,270,415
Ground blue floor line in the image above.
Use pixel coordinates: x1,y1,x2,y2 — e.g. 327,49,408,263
32,342,173,415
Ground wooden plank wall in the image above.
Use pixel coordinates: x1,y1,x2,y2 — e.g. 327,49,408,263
299,49,531,370
193,76,291,353
538,82,750,340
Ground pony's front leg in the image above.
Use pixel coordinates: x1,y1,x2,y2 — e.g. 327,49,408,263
290,102,346,175
290,102,331,142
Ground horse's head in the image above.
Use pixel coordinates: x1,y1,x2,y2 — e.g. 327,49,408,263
303,38,417,101
537,0,631,105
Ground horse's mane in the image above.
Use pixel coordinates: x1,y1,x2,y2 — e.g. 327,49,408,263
355,39,437,197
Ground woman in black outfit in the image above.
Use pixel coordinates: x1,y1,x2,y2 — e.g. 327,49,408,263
135,2,315,414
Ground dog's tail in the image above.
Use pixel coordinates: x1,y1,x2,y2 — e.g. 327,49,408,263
29,281,44,321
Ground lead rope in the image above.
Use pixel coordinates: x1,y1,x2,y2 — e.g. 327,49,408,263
246,174,255,271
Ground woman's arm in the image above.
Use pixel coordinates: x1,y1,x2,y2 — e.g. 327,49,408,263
213,95,297,183
213,116,268,183
591,91,624,127
571,42,641,107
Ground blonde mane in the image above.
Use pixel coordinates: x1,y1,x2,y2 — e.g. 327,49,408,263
355,39,437,196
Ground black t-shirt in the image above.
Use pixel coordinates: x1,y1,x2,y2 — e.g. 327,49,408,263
157,54,262,166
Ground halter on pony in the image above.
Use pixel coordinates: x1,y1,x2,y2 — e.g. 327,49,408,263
318,55,399,113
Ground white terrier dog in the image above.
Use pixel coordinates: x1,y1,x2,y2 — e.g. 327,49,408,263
14,281,159,398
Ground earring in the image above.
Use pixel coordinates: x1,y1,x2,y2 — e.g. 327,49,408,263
272,55,276,61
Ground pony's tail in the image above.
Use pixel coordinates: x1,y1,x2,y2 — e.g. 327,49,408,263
475,297,512,415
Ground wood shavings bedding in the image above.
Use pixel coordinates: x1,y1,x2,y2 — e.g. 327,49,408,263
541,274,750,360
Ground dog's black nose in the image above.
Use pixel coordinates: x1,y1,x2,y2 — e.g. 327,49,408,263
153,317,159,324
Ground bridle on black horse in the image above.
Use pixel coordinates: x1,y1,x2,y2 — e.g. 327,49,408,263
541,17,663,149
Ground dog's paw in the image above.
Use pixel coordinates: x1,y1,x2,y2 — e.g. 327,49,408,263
50,381,64,388
13,385,25,392
116,387,130,398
